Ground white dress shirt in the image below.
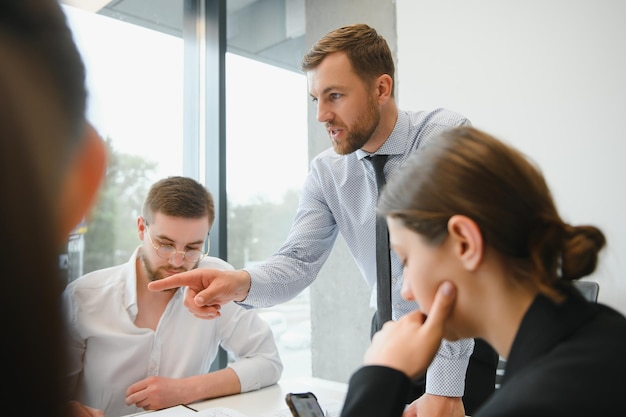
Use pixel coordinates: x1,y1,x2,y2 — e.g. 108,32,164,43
63,247,283,417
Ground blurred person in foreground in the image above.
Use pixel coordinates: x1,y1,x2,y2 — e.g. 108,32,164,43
339,126,626,417
148,23,498,417
0,1,107,416
63,176,282,417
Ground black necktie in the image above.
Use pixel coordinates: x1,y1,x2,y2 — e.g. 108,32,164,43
367,154,392,326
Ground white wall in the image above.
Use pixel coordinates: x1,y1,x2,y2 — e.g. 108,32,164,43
396,0,626,314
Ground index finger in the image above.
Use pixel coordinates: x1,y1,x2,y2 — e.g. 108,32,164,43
422,281,456,335
147,269,205,292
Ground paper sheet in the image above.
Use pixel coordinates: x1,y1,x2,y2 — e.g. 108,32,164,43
124,400,342,417
123,405,248,417
196,407,250,417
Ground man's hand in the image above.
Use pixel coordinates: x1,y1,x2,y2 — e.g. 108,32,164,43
125,376,189,411
402,394,465,417
147,269,251,319
66,400,104,417
365,281,457,378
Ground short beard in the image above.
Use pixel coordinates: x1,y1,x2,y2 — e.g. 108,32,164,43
334,96,380,155
139,252,192,287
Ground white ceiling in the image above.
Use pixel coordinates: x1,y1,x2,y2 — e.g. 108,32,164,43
60,0,306,72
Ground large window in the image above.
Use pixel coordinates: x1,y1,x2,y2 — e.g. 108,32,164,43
225,53,309,377
62,2,311,378
63,5,184,278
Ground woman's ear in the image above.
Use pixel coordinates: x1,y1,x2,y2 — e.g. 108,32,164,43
57,124,107,240
447,215,483,271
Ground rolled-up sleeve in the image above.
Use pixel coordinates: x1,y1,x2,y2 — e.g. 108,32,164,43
218,302,283,392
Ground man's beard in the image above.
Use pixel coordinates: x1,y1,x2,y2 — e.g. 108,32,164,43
333,97,380,155
140,252,197,283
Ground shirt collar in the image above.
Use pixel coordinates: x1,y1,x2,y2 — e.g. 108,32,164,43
355,110,410,161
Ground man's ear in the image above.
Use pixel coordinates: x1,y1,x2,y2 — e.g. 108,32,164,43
447,215,483,271
57,124,107,240
374,73,393,105
137,216,147,240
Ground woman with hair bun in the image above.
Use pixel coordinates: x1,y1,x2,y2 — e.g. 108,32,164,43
339,126,626,417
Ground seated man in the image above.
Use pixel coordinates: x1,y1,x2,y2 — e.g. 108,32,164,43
63,176,283,417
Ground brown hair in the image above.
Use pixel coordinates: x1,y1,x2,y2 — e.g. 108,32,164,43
301,23,396,97
0,0,88,414
142,176,215,227
378,126,606,299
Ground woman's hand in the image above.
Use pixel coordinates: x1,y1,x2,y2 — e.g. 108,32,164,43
365,281,457,379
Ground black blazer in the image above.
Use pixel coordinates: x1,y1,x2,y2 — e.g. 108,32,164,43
340,285,626,417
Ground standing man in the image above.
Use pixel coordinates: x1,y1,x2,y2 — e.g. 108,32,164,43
63,177,282,417
150,24,497,416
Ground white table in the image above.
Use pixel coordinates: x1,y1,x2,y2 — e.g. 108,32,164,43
193,377,347,417
124,377,348,417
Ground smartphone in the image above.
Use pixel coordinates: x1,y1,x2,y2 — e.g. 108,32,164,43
285,392,326,417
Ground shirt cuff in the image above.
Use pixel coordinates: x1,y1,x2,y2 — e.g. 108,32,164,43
425,338,474,397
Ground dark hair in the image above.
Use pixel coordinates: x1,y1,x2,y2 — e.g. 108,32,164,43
0,1,88,414
378,126,606,299
143,176,215,227
301,23,396,97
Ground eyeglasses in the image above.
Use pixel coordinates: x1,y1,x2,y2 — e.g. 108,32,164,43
144,224,208,263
